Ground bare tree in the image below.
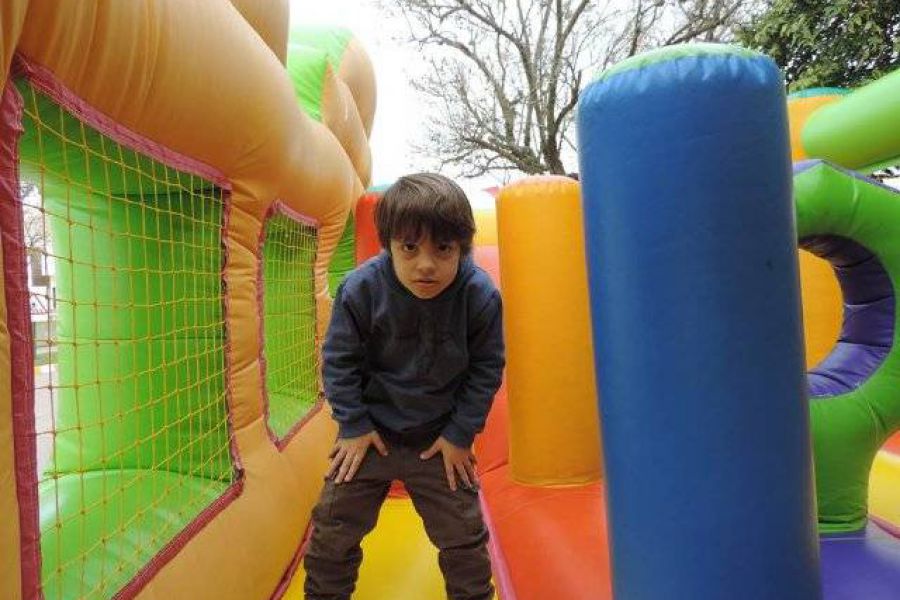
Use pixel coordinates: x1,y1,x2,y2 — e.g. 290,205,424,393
19,182,54,297
21,182,45,248
385,0,761,177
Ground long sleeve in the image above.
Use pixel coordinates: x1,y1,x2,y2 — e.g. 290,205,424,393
442,290,505,448
322,284,375,438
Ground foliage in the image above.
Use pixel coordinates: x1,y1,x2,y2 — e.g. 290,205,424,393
738,0,900,91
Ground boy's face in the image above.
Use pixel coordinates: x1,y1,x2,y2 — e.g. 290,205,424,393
389,234,461,299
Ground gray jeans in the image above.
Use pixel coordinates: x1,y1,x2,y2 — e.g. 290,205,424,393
303,443,494,600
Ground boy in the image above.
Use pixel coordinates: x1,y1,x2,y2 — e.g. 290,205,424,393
304,173,504,600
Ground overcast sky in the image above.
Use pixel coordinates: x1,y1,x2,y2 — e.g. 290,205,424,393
289,1,899,196
289,0,505,202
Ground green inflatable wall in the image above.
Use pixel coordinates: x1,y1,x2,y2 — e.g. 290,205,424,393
262,212,319,439
286,43,331,122
289,26,354,72
18,80,232,599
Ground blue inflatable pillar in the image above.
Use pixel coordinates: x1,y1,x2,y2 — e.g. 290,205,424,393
577,45,821,599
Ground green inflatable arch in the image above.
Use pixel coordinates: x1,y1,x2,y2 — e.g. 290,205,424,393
796,160,900,532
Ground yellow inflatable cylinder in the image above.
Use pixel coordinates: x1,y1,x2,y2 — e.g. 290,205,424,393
337,38,377,136
799,249,842,368
473,207,497,247
470,188,498,247
323,76,373,186
497,176,602,486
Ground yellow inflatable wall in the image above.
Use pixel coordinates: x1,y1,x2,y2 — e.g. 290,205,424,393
787,92,845,368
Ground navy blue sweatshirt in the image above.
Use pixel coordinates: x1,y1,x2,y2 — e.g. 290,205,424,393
322,252,505,447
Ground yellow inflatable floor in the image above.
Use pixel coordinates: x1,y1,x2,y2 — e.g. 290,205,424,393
284,496,498,599
870,450,900,526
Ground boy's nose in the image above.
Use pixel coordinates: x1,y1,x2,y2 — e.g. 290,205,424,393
417,253,437,274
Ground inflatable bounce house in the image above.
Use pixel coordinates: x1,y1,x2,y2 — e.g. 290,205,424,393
3,2,900,600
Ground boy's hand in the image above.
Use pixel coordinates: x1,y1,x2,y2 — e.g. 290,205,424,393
327,431,388,484
420,436,477,492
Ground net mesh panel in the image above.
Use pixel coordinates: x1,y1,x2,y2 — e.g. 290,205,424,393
17,80,233,600
261,212,319,439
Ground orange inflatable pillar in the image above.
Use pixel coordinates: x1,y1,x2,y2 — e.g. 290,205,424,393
497,176,602,486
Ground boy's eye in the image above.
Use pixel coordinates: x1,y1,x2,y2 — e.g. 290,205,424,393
401,242,417,252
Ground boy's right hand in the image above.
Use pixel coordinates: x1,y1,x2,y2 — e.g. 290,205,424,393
326,431,388,484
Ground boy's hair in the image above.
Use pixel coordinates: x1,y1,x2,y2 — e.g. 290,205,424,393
375,173,476,255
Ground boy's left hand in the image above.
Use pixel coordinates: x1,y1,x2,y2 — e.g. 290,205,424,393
420,436,477,492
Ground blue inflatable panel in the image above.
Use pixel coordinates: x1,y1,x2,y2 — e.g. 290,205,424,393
577,45,821,599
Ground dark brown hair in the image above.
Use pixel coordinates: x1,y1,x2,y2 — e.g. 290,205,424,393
375,173,476,255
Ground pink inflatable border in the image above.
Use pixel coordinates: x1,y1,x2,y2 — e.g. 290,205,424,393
1,68,41,600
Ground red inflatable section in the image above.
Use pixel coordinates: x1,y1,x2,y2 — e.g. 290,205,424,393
883,431,900,455
472,245,613,600
355,191,382,263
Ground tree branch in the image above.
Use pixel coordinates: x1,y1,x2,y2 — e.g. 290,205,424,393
389,0,760,177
